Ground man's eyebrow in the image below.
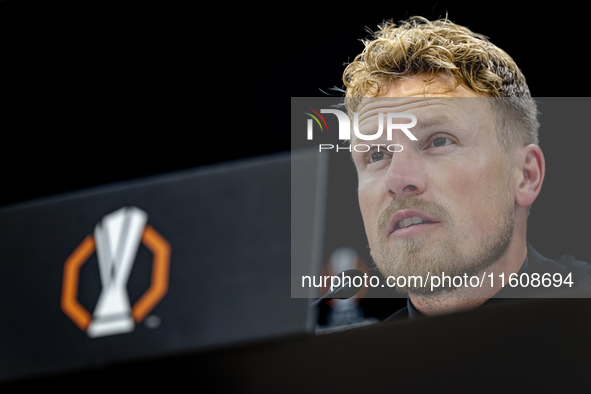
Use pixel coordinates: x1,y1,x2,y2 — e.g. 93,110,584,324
418,114,455,128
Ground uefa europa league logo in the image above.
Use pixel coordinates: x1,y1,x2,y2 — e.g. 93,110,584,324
61,207,171,338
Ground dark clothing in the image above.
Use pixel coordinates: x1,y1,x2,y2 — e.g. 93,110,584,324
383,243,591,322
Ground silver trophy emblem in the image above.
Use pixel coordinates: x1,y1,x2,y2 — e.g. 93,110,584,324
86,207,148,338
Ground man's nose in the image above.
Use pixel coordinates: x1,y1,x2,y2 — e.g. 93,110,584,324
384,151,426,198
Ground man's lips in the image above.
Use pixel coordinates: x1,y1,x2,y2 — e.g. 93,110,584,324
387,209,441,237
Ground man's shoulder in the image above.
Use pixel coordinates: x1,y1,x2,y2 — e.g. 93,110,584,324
527,244,591,285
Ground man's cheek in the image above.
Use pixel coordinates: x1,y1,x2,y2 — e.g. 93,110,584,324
357,191,378,238
357,183,372,211
358,195,372,229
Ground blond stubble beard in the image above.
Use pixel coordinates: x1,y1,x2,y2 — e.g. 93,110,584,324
370,178,515,297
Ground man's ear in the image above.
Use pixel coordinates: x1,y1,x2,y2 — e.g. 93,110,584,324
515,144,545,208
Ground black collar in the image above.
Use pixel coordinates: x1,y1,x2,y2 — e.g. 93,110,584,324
384,243,591,322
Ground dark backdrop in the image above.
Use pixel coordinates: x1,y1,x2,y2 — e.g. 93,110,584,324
1,2,588,209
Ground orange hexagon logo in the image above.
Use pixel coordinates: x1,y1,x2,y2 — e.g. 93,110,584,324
61,207,170,337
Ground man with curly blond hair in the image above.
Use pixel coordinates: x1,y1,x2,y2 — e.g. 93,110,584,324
344,16,590,318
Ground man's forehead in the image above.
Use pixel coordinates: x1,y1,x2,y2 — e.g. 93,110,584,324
356,97,472,129
356,74,488,125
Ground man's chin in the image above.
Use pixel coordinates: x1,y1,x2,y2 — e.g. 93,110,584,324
372,233,513,298
373,236,453,274
371,240,470,296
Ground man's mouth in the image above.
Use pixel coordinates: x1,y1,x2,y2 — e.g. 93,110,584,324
394,217,436,230
387,210,442,237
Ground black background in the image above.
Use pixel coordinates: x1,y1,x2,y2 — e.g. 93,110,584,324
1,2,589,208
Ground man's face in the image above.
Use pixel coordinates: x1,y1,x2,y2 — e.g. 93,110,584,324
352,76,516,296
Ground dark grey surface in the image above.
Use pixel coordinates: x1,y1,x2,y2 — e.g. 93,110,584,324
0,151,320,382
291,148,328,298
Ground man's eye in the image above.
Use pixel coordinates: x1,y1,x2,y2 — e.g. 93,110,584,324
370,151,385,162
430,136,454,148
